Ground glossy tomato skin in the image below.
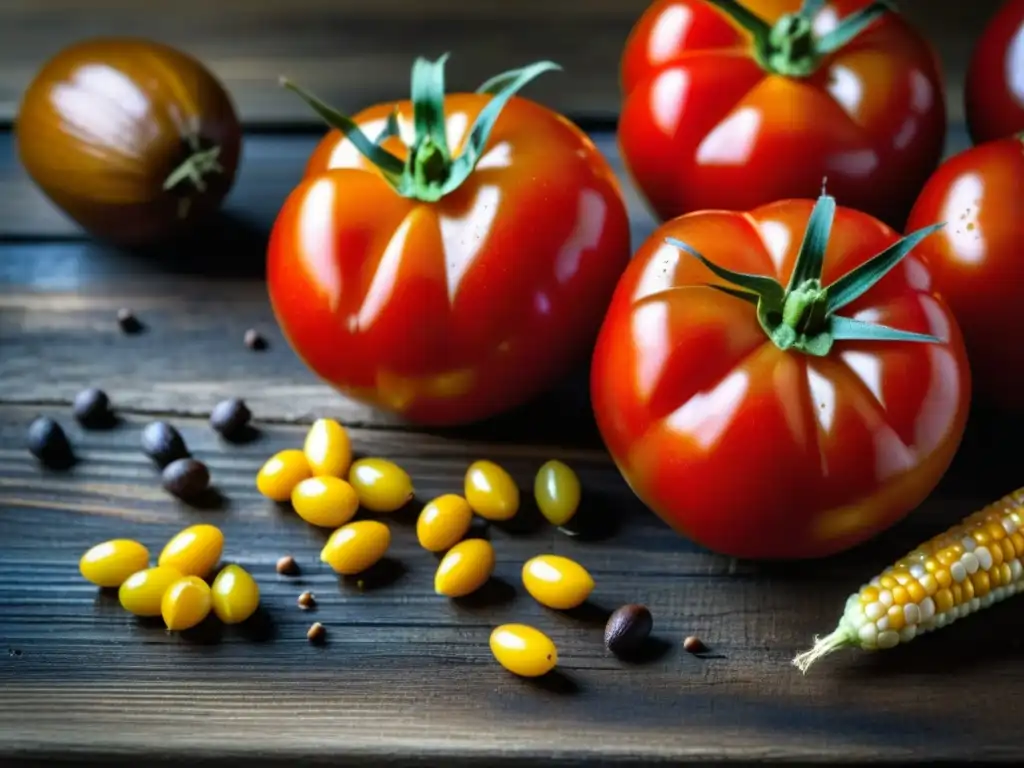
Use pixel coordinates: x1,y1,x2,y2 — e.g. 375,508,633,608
965,0,1024,144
269,95,631,426
618,0,946,230
591,201,970,560
905,137,1024,412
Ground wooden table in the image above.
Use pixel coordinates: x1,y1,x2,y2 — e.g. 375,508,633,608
4,123,1024,767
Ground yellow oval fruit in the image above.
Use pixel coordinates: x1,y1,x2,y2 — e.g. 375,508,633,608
417,494,473,552
464,460,519,521
118,565,183,617
489,623,558,677
434,538,495,597
303,418,352,477
210,564,260,624
161,575,212,631
79,539,150,588
256,449,312,502
157,524,224,578
291,476,360,528
522,554,594,610
534,460,581,527
348,458,414,513
320,520,391,575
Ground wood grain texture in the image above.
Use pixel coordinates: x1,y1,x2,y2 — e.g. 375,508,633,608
2,403,1024,766
0,0,1002,126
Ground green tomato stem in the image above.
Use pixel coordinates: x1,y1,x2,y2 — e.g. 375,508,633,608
163,139,224,219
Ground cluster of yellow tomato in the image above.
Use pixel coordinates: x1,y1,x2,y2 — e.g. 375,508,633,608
79,523,260,631
257,417,592,677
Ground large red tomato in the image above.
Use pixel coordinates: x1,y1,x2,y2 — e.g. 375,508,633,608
905,136,1024,412
591,193,970,560
618,0,946,230
268,58,631,426
965,0,1024,144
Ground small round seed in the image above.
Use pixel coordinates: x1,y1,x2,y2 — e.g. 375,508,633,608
161,458,210,501
244,328,267,350
307,621,326,643
276,555,299,575
683,635,707,654
117,307,142,334
140,421,188,467
72,388,113,428
26,416,74,468
297,591,316,610
209,398,251,440
604,604,653,656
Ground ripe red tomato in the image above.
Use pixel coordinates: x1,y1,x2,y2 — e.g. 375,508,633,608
965,0,1024,144
905,136,1024,413
618,0,946,230
267,58,631,426
591,194,970,559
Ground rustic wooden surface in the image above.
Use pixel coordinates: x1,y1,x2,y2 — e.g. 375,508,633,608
5,117,1024,766
0,0,1004,126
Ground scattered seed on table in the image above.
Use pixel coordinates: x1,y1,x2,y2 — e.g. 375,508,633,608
209,398,251,440
307,621,326,643
683,635,707,654
26,416,74,468
140,421,188,467
161,457,211,501
72,388,113,428
116,307,142,333
297,591,316,610
276,555,299,575
604,604,653,656
244,328,267,350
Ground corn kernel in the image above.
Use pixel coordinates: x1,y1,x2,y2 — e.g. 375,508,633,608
465,460,520,521
936,568,952,588
991,541,1005,567
257,450,312,502
417,494,473,552
533,460,581,527
891,586,909,605
1012,532,1024,555
893,570,912,586
320,520,390,575
859,586,879,603
971,529,990,546
79,539,150,588
971,570,991,597
291,476,360,528
879,574,898,589
905,581,926,603
118,565,183,617
1001,539,1016,563
919,573,938,595
161,575,212,631
924,558,939,573
935,588,954,613
1001,562,1013,586
158,524,224,578
303,418,352,477
986,521,1007,541
348,458,414,513
522,554,594,610
210,564,260,624
937,548,959,566
434,539,495,597
885,605,905,631
489,624,557,677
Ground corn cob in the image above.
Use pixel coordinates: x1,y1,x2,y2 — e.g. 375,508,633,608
793,488,1024,673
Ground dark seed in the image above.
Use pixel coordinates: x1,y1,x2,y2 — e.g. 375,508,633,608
161,458,210,501
209,398,251,440
683,635,707,654
297,591,316,610
26,416,74,468
72,388,113,428
604,604,653,656
244,328,267,350
307,621,326,643
140,421,189,467
116,307,142,334
276,555,299,575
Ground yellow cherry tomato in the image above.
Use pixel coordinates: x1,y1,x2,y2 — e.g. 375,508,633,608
348,458,414,513
489,623,558,677
303,418,352,477
534,460,581,527
320,520,391,575
417,494,473,552
210,564,260,624
118,565,183,617
522,554,594,610
161,575,212,631
434,538,495,598
157,523,224,578
464,460,519,521
256,449,312,502
79,539,149,588
291,476,360,528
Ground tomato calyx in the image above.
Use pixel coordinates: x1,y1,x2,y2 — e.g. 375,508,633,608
665,190,945,356
163,135,225,219
279,55,560,202
705,0,892,78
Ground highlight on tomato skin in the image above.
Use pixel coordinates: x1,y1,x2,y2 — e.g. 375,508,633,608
267,55,632,427
964,0,1024,145
905,135,1024,413
617,0,947,231
590,191,972,561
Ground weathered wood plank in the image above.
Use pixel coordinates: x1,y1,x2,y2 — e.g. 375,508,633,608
1,403,1022,765
0,0,1000,126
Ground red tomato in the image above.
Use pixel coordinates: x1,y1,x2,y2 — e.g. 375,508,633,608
591,195,970,560
965,0,1024,144
268,59,631,426
618,0,946,230
905,136,1024,412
